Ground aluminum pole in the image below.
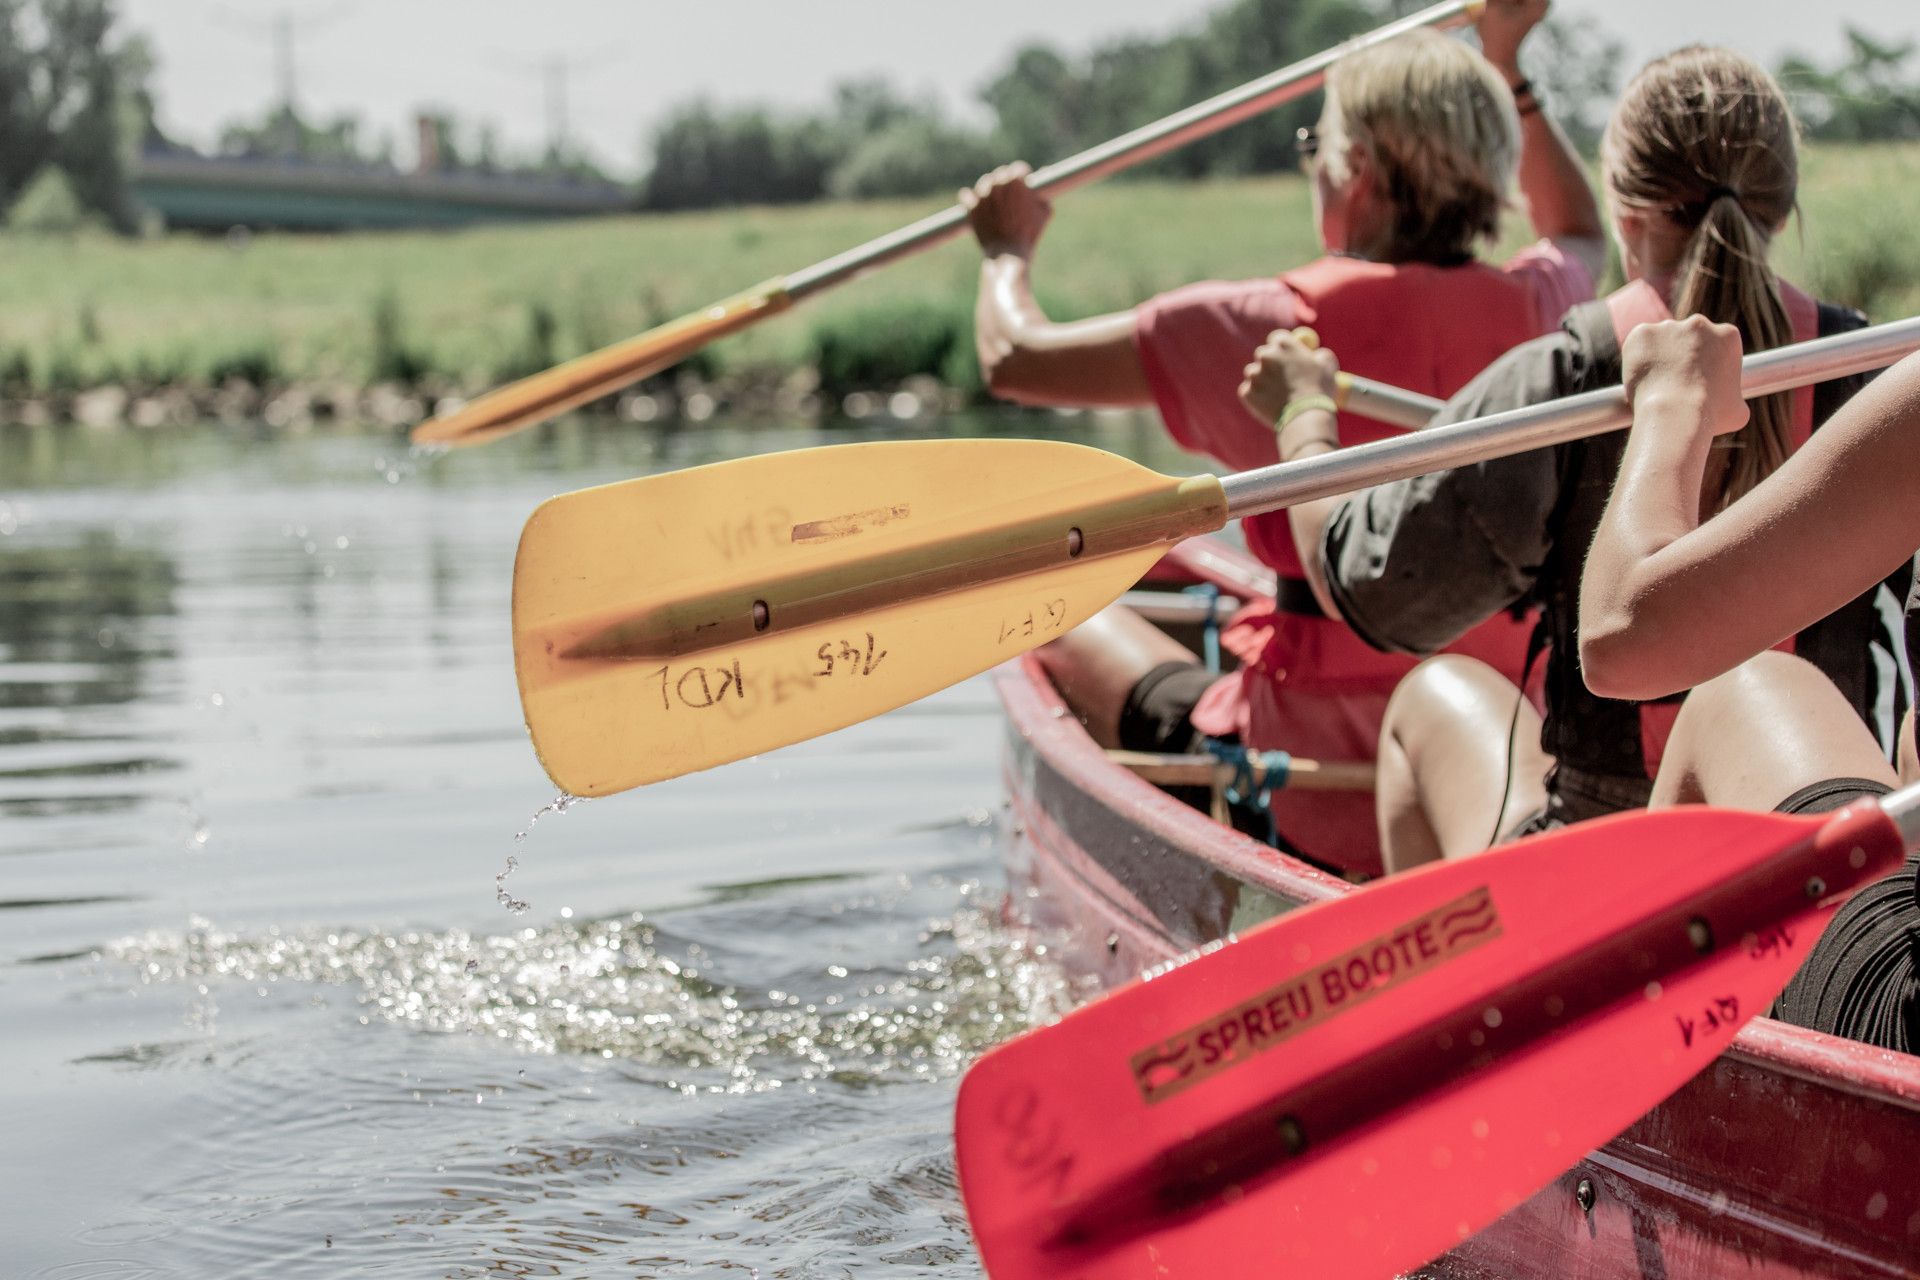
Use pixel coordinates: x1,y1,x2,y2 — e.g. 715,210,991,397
1221,316,1920,519
783,0,1480,301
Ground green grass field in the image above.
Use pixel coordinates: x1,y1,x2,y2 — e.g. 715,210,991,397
3,143,1918,402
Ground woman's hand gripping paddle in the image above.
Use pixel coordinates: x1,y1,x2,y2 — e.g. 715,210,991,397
513,438,1225,795
955,789,1918,1279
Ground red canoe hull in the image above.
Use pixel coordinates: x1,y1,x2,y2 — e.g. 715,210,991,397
991,539,1920,1278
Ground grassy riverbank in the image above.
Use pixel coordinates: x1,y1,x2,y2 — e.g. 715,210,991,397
4,143,1919,422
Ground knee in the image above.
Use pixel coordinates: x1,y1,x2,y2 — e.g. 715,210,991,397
1382,655,1507,749
1677,650,1826,732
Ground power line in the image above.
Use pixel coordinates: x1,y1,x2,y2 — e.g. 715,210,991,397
490,47,626,157
214,1,354,118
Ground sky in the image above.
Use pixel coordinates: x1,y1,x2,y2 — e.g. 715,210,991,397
121,0,1920,176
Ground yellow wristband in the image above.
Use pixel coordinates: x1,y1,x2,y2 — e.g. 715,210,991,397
1275,393,1338,431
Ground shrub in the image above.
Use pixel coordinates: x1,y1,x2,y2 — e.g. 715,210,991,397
369,291,431,384
809,298,972,399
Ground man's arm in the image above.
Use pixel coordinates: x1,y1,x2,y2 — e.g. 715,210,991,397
961,163,1153,408
1479,0,1606,283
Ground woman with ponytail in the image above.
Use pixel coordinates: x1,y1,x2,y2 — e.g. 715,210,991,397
1235,46,1907,872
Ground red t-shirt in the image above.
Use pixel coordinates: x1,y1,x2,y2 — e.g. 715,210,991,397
1134,240,1593,576
1125,242,1593,870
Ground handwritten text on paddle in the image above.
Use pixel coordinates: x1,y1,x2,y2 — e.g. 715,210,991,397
814,632,888,678
650,661,746,711
998,598,1068,645
1127,887,1503,1106
707,507,793,562
1674,923,1796,1049
985,1082,1076,1200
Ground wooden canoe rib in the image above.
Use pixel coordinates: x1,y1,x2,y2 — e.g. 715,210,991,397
992,536,1920,1277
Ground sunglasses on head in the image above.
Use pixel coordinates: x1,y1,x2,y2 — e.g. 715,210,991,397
1295,126,1321,169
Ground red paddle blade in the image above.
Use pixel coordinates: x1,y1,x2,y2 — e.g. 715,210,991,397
956,797,1908,1280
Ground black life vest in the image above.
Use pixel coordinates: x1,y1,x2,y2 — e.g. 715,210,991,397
1532,284,1904,783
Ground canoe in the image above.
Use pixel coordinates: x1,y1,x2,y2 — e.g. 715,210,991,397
992,534,1920,1278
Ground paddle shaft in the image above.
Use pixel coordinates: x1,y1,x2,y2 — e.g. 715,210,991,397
552,319,1920,670
1109,749,1375,792
1221,315,1920,519
1336,373,1441,429
783,0,1481,300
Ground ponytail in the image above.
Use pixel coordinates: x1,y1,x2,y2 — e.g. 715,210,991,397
1670,192,1795,512
1602,46,1802,512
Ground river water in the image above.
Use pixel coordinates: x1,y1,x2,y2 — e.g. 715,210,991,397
0,411,1195,1279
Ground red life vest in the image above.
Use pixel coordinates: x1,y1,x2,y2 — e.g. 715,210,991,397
1603,279,1821,774
1236,256,1562,578
1191,255,1561,870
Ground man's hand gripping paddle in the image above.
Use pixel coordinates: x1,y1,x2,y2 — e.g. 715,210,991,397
955,787,1920,1278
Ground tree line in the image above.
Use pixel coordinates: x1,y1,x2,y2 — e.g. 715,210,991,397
5,0,1920,233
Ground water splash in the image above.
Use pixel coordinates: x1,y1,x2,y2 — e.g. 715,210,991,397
104,884,1078,1091
515,791,581,842
494,855,529,915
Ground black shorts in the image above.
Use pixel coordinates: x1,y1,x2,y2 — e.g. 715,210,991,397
1502,765,1653,842
1770,777,1919,1054
1117,661,1296,847
1117,661,1221,756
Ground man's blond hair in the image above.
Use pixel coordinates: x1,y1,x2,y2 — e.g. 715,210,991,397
1322,29,1519,262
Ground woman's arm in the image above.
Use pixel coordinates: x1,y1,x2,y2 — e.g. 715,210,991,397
960,163,1152,408
1580,319,1920,699
1478,0,1606,283
1237,328,1346,615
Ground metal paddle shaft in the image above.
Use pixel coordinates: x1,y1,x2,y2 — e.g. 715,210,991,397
957,780,1919,1279
783,0,1482,301
510,319,1920,797
1221,315,1920,519
1336,373,1441,429
414,0,1476,447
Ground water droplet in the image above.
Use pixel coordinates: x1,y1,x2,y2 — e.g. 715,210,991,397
515,792,582,842
495,856,529,916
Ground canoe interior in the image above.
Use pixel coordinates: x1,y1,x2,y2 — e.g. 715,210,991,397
993,535,1920,1278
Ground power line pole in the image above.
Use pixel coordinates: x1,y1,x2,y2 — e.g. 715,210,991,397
493,47,624,163
216,2,354,153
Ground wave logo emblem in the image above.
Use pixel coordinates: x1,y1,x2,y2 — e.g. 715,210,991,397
1127,887,1503,1106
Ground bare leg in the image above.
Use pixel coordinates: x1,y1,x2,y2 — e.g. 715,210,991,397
1899,706,1918,786
1035,604,1196,749
1377,655,1553,873
1651,650,1895,809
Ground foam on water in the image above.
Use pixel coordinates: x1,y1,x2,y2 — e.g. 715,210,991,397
106,880,1077,1091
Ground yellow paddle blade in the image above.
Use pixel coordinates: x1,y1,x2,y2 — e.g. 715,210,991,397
513,438,1227,796
412,278,791,448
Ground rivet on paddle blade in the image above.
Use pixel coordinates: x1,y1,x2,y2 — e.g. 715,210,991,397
1687,917,1714,954
1276,1115,1307,1156
1805,876,1827,899
1066,527,1084,558
751,600,771,632
1576,1178,1596,1214
1105,933,1119,954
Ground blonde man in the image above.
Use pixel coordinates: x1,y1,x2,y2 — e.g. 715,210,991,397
960,0,1602,870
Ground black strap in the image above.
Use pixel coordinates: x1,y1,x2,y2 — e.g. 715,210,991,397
1272,576,1326,619
1772,853,1920,1053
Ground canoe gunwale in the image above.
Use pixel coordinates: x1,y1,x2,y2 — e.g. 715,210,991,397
991,534,1920,1277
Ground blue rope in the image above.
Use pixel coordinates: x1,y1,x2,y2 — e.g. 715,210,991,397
1201,737,1294,846
1183,582,1223,674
